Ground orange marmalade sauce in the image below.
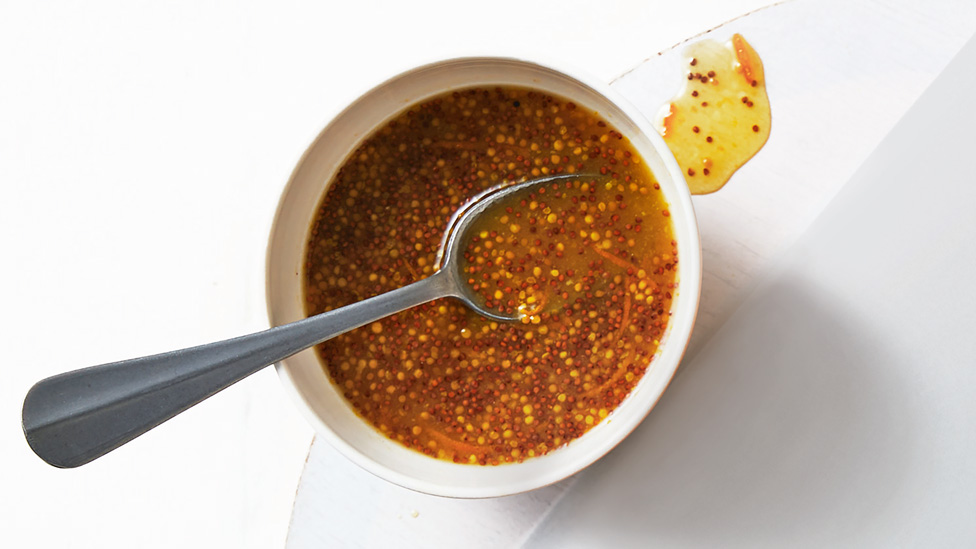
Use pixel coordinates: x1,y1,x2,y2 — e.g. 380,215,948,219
659,33,771,194
303,86,677,465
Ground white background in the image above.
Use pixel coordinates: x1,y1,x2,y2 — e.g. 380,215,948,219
0,1,776,547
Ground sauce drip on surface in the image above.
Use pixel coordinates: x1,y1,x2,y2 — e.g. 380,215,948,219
303,86,677,465
659,33,771,194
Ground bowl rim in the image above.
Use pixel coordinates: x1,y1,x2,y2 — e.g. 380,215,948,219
266,55,702,498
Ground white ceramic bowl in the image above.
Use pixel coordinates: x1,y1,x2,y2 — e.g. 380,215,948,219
266,57,701,498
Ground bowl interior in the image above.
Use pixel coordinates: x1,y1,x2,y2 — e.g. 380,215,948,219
266,57,701,498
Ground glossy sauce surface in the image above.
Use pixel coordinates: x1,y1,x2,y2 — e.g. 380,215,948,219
303,86,677,465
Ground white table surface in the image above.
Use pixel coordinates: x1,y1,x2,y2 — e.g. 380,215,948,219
6,1,975,547
286,0,976,547
530,30,976,549
1,1,778,547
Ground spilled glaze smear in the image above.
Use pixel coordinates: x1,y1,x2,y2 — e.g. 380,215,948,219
658,33,771,195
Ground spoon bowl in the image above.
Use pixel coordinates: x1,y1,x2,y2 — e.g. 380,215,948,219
438,173,595,322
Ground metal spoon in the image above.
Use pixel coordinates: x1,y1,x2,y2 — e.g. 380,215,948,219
22,173,587,468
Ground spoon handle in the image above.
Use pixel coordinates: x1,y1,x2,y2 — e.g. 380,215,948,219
22,270,455,468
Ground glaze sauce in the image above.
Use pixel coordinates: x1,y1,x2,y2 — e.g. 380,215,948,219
303,86,677,465
659,33,771,194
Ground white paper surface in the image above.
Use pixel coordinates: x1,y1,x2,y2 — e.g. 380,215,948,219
528,31,976,547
